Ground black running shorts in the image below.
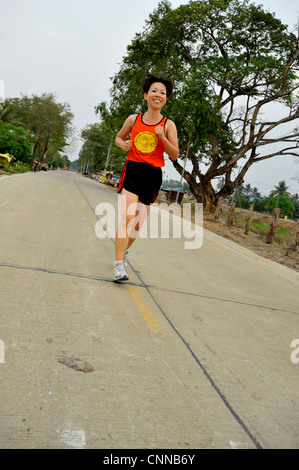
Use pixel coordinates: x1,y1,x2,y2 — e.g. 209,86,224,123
118,160,162,205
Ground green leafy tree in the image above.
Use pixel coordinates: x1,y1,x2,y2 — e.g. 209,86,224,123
47,154,71,169
77,123,105,172
0,121,34,163
252,197,268,213
107,0,299,212
94,102,129,172
270,180,291,208
5,93,74,161
235,196,251,209
0,101,15,123
76,118,125,173
265,195,295,218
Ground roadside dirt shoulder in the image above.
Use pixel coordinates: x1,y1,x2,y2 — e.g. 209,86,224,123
202,215,299,273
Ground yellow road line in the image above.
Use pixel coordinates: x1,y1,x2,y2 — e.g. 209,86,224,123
126,285,166,335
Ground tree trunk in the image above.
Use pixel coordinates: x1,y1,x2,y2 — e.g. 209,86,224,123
226,202,235,227
290,220,299,251
213,197,224,221
266,208,280,244
201,179,217,214
42,131,51,162
244,203,254,235
172,158,245,214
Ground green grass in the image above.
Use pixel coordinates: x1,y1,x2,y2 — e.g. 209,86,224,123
0,161,31,174
220,213,293,235
218,212,294,246
249,220,293,235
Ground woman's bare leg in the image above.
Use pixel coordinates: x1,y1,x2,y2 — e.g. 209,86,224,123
115,189,150,261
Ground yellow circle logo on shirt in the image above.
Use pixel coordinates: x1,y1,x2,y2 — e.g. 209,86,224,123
134,132,158,153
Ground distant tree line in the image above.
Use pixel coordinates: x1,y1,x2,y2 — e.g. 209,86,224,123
162,178,189,192
231,181,299,219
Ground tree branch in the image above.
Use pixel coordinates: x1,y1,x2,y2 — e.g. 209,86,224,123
254,149,299,162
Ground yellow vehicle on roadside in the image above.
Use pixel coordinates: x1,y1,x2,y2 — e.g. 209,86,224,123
0,153,15,165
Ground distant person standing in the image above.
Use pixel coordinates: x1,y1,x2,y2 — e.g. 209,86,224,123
113,74,179,282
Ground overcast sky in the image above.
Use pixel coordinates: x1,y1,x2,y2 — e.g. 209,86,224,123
1,0,299,195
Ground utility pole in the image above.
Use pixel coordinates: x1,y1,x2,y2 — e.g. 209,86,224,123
175,142,190,204
105,136,113,171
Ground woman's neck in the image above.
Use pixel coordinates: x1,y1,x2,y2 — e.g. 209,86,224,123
143,109,163,124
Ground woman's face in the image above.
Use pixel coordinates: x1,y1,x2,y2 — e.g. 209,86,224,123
144,82,167,109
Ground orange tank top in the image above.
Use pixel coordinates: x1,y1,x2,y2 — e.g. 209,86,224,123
127,113,168,167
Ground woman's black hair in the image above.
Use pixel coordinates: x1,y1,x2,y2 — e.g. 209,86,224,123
142,74,173,97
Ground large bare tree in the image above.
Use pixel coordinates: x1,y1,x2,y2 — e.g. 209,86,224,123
108,0,299,212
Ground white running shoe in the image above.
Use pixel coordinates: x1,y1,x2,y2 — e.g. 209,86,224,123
123,250,129,267
113,261,129,282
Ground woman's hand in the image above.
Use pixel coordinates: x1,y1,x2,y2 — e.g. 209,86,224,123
155,126,165,140
122,140,132,152
115,115,137,152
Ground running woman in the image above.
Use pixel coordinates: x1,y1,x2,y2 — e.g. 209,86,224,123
113,74,179,281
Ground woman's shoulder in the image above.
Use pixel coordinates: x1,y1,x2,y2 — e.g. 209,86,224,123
126,113,140,128
165,118,176,129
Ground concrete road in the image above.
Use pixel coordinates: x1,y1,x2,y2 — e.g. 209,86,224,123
0,170,298,449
